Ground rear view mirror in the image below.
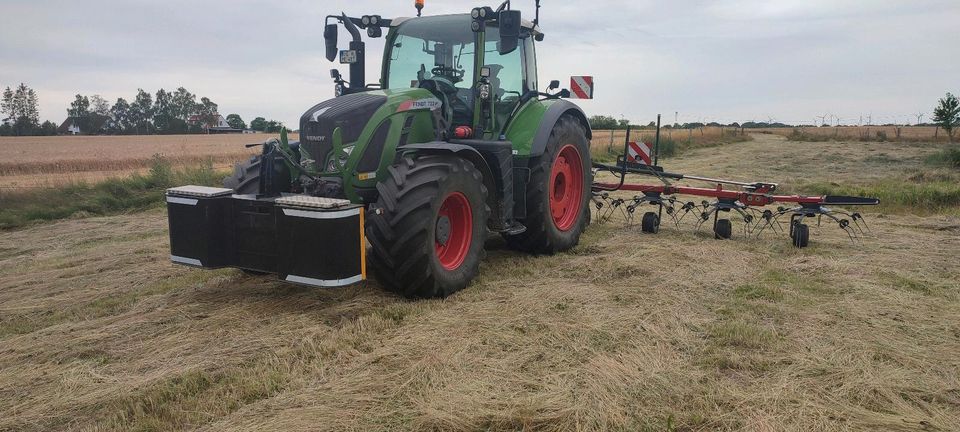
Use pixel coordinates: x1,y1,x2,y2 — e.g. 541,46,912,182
548,80,560,90
324,24,338,62
498,10,521,55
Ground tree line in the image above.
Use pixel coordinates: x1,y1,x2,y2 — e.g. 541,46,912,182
65,87,285,135
1,83,286,136
588,114,792,130
1,84,58,136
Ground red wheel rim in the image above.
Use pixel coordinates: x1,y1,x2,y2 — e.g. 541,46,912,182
549,144,584,231
435,192,473,270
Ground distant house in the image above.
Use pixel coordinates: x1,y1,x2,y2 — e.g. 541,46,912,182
58,114,110,135
187,113,242,134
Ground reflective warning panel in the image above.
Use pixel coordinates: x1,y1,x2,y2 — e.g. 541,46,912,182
569,76,594,99
627,141,653,165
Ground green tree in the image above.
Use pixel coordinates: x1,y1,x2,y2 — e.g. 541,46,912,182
129,89,154,134
250,116,267,132
89,95,111,117
264,120,284,133
588,115,618,130
195,97,219,128
110,98,132,133
67,94,92,133
933,92,960,143
2,83,41,135
225,113,246,130
39,120,58,135
67,94,90,118
170,87,196,120
153,89,173,133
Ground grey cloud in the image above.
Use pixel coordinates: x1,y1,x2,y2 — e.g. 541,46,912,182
1,0,957,126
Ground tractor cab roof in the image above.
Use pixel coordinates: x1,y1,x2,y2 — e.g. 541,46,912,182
390,13,543,39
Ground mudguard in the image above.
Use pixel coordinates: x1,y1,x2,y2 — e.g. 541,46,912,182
396,142,497,197
530,100,592,157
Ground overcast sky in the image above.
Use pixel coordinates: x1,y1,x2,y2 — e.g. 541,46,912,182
1,0,958,127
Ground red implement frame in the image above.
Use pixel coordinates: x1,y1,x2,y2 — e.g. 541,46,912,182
592,182,825,206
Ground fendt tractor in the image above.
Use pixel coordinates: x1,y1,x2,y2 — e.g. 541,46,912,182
165,1,595,298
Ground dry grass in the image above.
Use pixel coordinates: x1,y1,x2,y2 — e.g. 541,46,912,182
755,126,947,142
590,127,745,151
0,134,294,188
1,135,959,431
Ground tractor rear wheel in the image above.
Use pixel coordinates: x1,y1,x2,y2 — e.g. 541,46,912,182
367,155,489,298
505,115,591,253
224,155,262,194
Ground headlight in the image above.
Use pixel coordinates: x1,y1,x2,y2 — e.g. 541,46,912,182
326,145,354,171
478,83,491,100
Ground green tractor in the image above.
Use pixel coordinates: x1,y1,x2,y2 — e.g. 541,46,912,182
166,1,594,298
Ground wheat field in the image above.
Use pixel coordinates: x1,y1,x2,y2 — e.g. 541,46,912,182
0,134,286,188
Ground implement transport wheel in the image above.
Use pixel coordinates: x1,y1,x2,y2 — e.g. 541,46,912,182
224,155,262,194
505,115,591,253
641,212,660,234
791,222,810,248
367,155,489,298
714,219,732,239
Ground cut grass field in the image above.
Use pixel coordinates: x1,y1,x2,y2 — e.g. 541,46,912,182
1,134,959,431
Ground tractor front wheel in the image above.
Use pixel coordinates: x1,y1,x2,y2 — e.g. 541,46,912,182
224,155,262,194
367,155,489,298
505,115,591,253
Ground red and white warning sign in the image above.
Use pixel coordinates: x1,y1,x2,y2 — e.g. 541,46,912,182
569,76,594,99
627,141,653,165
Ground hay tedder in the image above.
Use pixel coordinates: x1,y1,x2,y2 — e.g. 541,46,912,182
164,1,878,298
591,123,879,247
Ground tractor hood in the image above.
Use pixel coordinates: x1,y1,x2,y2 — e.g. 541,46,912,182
299,92,388,166
298,88,439,172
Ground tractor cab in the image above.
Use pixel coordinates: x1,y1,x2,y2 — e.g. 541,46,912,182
324,4,544,140
382,13,540,138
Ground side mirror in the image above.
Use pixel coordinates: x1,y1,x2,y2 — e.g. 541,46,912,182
324,24,338,62
548,80,560,90
498,10,521,55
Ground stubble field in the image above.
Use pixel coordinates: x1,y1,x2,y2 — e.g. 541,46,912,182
0,134,959,431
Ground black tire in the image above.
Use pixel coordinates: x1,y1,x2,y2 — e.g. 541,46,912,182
715,219,732,239
641,212,660,234
367,155,489,298
224,155,261,194
505,115,591,253
241,269,269,276
583,201,592,228
791,223,810,248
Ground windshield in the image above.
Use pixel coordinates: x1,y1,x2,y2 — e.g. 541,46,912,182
386,15,476,91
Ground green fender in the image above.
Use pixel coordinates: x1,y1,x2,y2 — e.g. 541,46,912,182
504,98,593,158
